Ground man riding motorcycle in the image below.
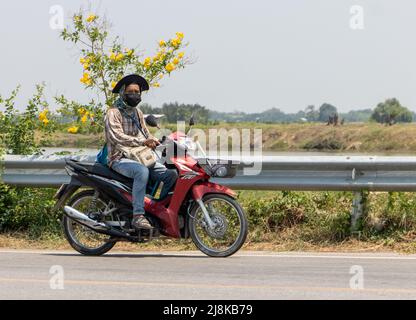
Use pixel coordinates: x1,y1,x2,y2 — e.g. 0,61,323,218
104,74,178,231
56,73,248,257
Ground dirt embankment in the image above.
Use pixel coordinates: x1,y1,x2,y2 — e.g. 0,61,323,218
36,122,416,153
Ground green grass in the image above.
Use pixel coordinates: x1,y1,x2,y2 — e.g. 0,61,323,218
2,186,416,252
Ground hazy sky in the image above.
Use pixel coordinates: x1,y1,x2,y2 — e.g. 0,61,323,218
1,0,416,113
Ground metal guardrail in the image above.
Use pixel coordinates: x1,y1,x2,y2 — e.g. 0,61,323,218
3,154,416,191
3,154,416,231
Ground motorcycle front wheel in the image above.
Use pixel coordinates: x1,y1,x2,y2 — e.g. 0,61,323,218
188,193,248,257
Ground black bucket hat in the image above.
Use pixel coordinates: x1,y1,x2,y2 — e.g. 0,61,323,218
112,74,150,94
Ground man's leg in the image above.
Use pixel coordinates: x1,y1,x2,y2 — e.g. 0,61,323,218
149,162,178,199
111,158,152,229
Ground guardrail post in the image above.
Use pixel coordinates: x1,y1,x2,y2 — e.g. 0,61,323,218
350,190,368,233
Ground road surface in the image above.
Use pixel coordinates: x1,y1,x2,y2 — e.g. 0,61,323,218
1,249,416,299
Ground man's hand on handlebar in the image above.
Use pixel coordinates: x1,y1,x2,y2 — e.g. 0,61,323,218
144,138,160,149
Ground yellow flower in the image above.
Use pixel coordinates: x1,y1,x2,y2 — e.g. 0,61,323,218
125,48,134,56
111,81,117,89
110,52,123,62
38,109,48,121
176,32,184,40
170,38,181,48
38,109,49,125
173,57,180,65
80,73,92,85
159,51,167,61
152,49,166,62
78,107,86,115
83,63,90,70
86,15,97,23
81,114,88,123
158,74,164,79
80,56,91,65
178,52,185,59
143,57,152,68
67,126,79,134
165,63,175,72
152,82,160,88
159,40,166,47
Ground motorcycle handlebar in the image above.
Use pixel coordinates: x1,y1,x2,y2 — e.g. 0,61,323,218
159,136,167,144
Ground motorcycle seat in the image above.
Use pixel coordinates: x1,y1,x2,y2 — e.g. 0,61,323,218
67,160,134,186
93,163,134,185
66,159,160,197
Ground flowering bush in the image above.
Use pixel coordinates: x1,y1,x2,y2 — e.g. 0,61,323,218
1,9,192,157
0,84,55,155
57,12,191,134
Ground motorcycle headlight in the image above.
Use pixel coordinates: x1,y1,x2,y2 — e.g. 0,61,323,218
214,166,228,177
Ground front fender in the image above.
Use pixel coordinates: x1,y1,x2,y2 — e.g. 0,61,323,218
191,181,236,201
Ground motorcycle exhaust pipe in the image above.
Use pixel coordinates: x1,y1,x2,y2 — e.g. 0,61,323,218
64,205,109,231
63,205,131,239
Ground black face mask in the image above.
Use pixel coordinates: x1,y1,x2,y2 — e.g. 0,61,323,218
123,93,141,107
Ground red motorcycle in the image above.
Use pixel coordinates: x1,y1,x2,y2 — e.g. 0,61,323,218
54,115,248,257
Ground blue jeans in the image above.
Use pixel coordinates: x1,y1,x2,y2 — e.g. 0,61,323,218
111,158,178,215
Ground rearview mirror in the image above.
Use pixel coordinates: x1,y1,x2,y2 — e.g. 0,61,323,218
189,114,195,126
145,114,159,128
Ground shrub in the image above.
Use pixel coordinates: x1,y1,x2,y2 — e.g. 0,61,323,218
0,187,61,238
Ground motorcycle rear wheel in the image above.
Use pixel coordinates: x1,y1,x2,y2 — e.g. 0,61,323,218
63,190,116,256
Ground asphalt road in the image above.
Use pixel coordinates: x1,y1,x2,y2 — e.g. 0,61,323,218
1,249,416,299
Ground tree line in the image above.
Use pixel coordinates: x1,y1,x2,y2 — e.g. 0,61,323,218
140,98,415,125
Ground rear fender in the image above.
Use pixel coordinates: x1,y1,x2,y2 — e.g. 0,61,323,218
53,178,82,211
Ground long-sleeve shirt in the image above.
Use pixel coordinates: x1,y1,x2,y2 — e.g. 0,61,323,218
104,106,152,168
